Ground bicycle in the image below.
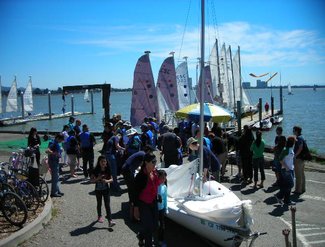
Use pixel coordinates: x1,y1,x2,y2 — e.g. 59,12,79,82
8,148,32,172
3,168,40,212
0,189,28,227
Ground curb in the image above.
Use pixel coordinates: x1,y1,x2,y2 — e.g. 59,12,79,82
0,198,52,247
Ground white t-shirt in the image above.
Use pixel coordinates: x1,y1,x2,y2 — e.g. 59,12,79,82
282,147,295,170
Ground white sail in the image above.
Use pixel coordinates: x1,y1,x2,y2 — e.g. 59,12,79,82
157,87,170,123
6,78,18,112
232,48,250,107
209,40,220,99
176,61,191,109
23,77,33,112
226,46,235,111
288,83,292,94
219,44,231,109
84,89,90,101
0,77,2,113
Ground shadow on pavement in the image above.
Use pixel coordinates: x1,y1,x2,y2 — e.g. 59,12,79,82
70,221,109,236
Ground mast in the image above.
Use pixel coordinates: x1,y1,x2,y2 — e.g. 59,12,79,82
199,0,205,197
216,39,222,100
183,56,192,103
228,45,236,113
238,46,243,104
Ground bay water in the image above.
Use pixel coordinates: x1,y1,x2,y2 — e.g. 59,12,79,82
1,87,324,155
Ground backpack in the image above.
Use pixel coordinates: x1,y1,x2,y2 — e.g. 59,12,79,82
301,140,312,161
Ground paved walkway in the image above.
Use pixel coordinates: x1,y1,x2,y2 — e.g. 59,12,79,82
17,143,205,247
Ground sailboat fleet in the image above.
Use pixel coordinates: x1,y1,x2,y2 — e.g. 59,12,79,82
0,76,34,117
130,43,256,126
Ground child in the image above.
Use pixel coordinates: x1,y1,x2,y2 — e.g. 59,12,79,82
275,136,296,206
91,155,116,227
157,170,168,247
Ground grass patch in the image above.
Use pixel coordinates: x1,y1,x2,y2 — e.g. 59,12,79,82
0,138,50,153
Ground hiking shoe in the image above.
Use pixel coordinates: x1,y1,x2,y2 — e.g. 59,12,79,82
98,216,104,223
108,220,116,227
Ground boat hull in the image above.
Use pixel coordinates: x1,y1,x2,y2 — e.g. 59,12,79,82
167,198,249,247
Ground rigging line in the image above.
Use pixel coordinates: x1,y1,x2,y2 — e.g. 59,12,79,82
209,0,220,41
177,0,192,63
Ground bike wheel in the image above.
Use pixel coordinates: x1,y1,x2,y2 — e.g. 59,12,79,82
37,177,49,203
1,191,28,227
16,180,40,212
0,182,16,193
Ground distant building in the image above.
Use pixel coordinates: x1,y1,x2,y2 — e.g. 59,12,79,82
242,82,250,89
256,79,267,88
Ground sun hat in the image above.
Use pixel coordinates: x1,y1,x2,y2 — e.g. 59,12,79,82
187,137,198,147
126,128,137,136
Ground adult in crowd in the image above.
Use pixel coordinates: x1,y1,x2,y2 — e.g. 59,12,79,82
101,122,114,154
78,124,96,179
66,130,79,178
140,123,154,150
61,125,70,165
187,137,220,182
239,125,255,184
105,132,125,192
73,119,82,135
293,126,306,194
250,130,265,189
67,116,75,132
121,145,153,221
47,133,65,197
160,127,181,167
125,128,142,158
272,126,286,186
27,127,41,186
211,127,228,178
134,153,160,247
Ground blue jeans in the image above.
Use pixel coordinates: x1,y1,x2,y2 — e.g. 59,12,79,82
277,169,294,203
106,153,120,191
49,159,61,195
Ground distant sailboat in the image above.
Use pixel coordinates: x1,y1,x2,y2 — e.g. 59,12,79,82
23,76,33,113
84,89,90,102
197,65,214,103
6,77,18,113
130,51,159,127
288,83,293,95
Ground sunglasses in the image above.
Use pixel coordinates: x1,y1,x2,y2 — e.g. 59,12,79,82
151,160,157,164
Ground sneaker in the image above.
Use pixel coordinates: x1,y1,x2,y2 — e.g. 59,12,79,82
77,167,83,171
98,216,104,223
137,233,144,246
108,220,116,227
58,192,64,196
275,195,284,205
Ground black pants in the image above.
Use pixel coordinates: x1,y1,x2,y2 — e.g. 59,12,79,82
95,189,112,220
253,157,265,182
31,149,41,166
122,168,136,203
139,200,158,247
158,209,165,242
241,155,253,180
82,149,94,177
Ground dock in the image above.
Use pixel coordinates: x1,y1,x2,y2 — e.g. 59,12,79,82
0,111,92,127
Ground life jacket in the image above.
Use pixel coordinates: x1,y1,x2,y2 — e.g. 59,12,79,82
79,132,92,149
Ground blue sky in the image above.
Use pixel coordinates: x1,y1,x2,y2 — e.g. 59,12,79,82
0,0,324,90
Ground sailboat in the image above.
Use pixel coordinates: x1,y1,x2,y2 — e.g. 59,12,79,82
84,89,90,102
6,76,18,113
176,58,192,109
288,83,293,95
164,1,253,246
130,51,159,127
23,76,33,114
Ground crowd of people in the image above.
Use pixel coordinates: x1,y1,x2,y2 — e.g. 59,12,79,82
25,113,310,247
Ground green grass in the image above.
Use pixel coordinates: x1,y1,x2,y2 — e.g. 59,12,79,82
0,137,50,153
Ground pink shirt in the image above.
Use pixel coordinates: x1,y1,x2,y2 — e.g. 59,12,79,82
139,170,160,204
